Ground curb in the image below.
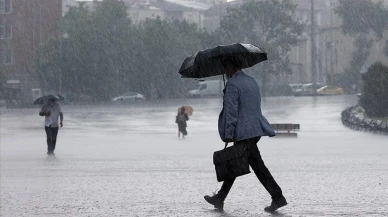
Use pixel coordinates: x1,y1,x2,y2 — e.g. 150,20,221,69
341,105,388,135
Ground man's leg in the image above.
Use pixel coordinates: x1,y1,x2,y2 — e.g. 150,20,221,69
204,173,236,210
51,127,59,152
217,178,235,200
182,128,187,137
45,127,54,154
246,138,287,211
247,139,283,199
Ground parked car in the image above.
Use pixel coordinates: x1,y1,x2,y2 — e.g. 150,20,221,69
317,86,344,95
112,92,146,102
289,83,304,95
66,93,93,102
188,80,223,98
294,83,324,96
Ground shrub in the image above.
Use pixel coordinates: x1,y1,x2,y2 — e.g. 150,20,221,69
359,62,388,117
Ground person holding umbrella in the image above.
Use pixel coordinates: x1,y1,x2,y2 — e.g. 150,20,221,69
179,43,287,212
39,95,63,155
175,106,192,138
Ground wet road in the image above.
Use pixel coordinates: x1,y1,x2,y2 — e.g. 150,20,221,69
1,95,387,217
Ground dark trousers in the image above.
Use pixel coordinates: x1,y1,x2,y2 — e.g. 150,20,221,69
45,126,59,152
217,137,284,201
178,124,187,136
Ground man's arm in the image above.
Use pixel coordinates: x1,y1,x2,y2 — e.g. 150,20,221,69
223,83,239,141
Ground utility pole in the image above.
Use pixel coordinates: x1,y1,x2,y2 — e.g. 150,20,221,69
311,0,317,96
59,37,63,94
330,3,334,85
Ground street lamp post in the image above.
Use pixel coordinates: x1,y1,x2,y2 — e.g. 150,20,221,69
311,0,317,96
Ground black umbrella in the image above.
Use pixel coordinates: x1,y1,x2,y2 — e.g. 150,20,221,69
33,94,64,105
179,43,267,79
56,94,65,101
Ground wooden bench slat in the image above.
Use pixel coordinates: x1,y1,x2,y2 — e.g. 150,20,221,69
271,124,300,132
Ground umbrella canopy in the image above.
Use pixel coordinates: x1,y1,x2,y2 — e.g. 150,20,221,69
56,94,65,101
33,94,64,105
183,105,193,116
178,106,194,116
179,43,267,79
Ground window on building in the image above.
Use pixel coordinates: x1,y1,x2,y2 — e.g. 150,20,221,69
0,0,12,13
0,24,12,39
0,49,13,64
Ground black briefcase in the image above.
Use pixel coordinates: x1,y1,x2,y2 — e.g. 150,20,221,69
213,143,250,182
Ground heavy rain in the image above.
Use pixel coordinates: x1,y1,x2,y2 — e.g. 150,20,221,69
1,0,388,216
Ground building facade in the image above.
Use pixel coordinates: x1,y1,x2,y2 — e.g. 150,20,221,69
0,0,62,105
63,0,211,28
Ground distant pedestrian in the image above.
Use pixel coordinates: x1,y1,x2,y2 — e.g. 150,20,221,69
204,59,287,212
39,97,63,155
175,106,189,138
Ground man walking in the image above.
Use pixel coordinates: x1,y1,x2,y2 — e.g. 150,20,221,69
204,60,287,212
39,96,63,155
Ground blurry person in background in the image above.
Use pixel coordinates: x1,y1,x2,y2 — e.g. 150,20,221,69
39,97,63,155
175,106,189,138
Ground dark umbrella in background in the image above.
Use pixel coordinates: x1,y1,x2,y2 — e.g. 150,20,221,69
33,94,64,105
178,43,268,79
56,94,65,101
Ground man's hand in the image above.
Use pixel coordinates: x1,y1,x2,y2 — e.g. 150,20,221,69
223,138,234,143
60,122,63,128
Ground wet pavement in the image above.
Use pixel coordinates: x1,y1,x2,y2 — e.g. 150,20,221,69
1,95,387,217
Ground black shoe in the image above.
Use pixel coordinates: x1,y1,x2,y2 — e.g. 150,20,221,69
204,195,224,210
264,197,287,212
47,151,54,155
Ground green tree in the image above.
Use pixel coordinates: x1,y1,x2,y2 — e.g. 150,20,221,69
343,36,373,91
359,62,388,117
335,0,388,91
36,2,93,97
35,39,63,93
385,40,388,57
35,0,207,100
36,0,134,100
87,0,134,99
133,18,205,98
335,0,388,39
213,0,304,96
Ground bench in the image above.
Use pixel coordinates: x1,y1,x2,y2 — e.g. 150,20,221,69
271,123,300,137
